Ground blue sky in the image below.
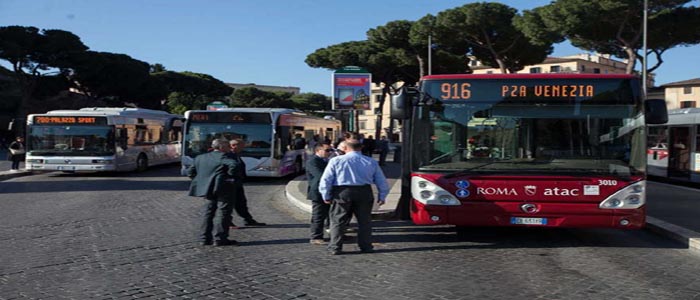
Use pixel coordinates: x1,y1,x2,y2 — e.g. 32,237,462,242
1,0,698,95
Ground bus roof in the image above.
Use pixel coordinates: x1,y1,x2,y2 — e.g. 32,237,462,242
212,107,299,113
36,107,180,117
422,73,638,81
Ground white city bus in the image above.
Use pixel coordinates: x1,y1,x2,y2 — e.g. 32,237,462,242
647,108,700,183
181,108,341,177
25,107,183,172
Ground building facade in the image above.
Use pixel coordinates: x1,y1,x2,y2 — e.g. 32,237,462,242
469,53,630,76
661,78,700,109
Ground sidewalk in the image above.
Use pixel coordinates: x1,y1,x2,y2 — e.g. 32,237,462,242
0,149,31,181
285,153,402,220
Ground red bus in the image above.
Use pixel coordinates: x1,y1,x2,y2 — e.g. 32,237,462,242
391,74,667,229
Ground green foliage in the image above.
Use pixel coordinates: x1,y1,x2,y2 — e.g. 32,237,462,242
434,2,553,73
230,87,293,108
149,63,166,73
0,26,88,76
290,93,331,112
65,51,151,103
527,0,700,73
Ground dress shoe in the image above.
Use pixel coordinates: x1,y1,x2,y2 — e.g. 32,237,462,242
329,250,342,255
309,239,326,245
214,239,238,246
229,224,239,229
245,220,267,226
200,240,213,246
360,248,375,253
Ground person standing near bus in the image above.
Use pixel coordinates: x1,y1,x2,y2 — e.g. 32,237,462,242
7,136,25,171
376,136,390,166
227,139,267,227
187,138,240,246
307,143,332,245
319,138,389,255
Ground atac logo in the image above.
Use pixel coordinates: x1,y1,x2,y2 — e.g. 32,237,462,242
524,185,537,196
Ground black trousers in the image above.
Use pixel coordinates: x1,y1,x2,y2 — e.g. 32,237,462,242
328,185,374,252
310,201,330,240
200,197,234,242
232,185,254,222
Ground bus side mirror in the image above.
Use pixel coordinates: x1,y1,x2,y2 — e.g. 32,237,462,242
391,87,417,120
645,99,668,125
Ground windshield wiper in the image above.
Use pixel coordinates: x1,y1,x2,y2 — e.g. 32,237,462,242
444,162,497,178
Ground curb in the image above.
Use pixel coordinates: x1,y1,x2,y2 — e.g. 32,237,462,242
0,170,33,182
645,216,700,253
284,175,396,220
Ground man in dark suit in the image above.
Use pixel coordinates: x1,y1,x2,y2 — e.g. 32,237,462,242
227,139,266,227
188,138,241,246
307,143,332,244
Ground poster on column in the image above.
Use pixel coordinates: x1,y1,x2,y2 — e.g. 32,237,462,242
332,67,371,110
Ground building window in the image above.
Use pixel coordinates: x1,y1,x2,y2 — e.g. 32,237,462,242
550,65,561,73
356,110,365,115
486,70,493,74
529,67,541,74
580,65,586,72
359,120,367,130
593,68,601,74
470,60,479,66
684,86,692,94
680,101,696,108
375,94,382,104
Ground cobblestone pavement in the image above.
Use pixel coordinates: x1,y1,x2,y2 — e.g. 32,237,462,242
2,166,700,299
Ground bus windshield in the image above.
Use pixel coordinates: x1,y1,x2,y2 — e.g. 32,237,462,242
28,125,115,156
185,123,272,158
412,78,646,178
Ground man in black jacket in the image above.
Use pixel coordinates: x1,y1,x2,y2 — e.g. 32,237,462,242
227,139,266,227
307,143,332,244
188,138,241,246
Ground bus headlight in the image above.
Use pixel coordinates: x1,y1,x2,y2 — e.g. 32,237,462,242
26,159,44,163
599,181,645,209
411,177,461,206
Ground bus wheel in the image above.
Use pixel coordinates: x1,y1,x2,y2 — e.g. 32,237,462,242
136,154,149,172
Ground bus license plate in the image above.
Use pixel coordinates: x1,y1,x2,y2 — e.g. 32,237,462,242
511,217,547,225
57,166,75,171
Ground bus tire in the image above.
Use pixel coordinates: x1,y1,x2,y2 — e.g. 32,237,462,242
136,154,149,172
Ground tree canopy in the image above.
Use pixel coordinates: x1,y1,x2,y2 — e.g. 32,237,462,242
521,0,700,74
434,2,553,73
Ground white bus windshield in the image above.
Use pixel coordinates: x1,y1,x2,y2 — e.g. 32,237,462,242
185,123,272,158
28,125,115,156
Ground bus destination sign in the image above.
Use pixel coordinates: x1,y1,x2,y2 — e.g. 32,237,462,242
34,116,108,125
188,112,271,124
439,82,596,100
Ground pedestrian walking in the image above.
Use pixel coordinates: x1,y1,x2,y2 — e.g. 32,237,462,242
227,139,267,227
307,143,333,245
362,135,375,156
7,136,25,171
319,138,389,255
187,138,241,246
376,136,390,166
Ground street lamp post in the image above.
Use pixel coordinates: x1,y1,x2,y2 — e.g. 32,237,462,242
428,34,432,76
642,0,648,99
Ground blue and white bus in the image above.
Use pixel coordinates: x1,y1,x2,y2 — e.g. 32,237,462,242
26,107,183,172
181,108,341,177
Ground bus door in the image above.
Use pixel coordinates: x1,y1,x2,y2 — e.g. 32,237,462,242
668,126,691,178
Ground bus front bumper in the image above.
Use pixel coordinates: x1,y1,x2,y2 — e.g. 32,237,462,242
27,163,117,172
411,199,645,229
